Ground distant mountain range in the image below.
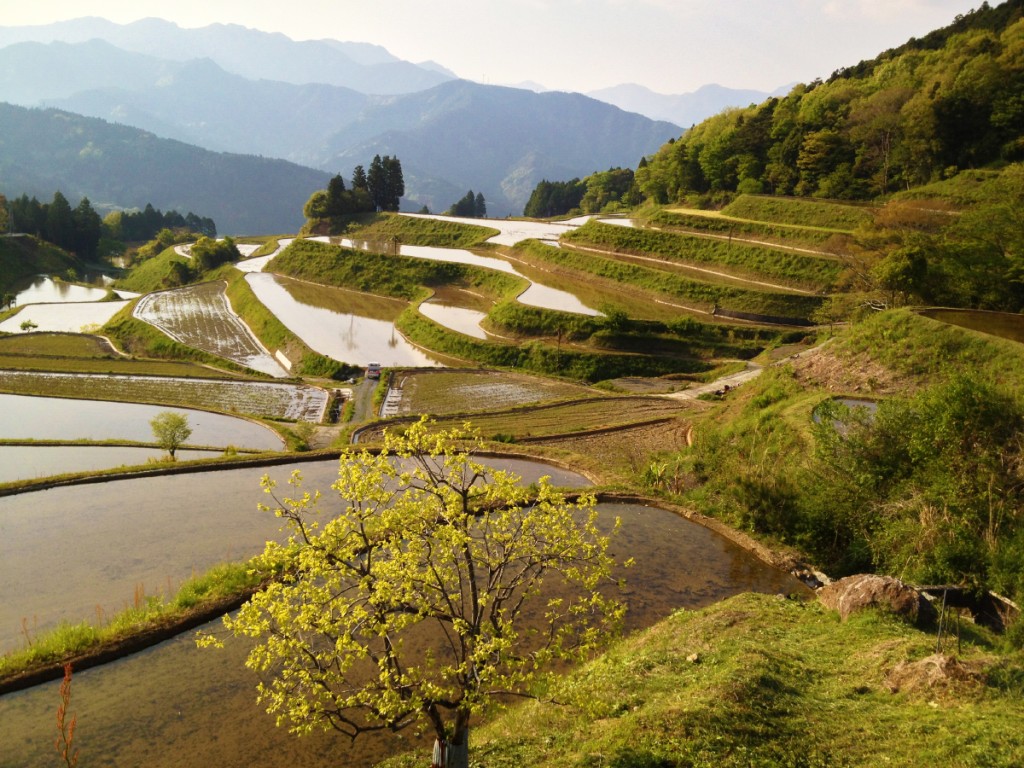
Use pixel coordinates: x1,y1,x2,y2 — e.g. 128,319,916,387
0,18,691,223
586,83,794,129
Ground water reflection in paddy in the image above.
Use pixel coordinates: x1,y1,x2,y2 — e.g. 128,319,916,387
0,394,283,450
0,446,224,484
0,500,805,768
336,238,601,316
418,301,489,339
245,273,443,367
0,457,590,652
10,276,110,305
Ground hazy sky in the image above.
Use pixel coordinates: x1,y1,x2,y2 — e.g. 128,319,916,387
5,0,983,94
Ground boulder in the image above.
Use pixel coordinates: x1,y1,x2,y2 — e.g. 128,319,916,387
818,574,936,626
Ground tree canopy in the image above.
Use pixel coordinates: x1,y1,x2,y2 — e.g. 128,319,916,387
149,412,192,459
204,419,625,766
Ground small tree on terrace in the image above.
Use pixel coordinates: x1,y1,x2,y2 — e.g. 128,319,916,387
203,418,624,767
150,412,192,459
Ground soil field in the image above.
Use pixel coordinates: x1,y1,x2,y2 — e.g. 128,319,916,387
358,395,686,444
390,369,598,414
532,416,694,481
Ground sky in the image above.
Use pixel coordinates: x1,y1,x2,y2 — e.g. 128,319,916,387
5,0,985,94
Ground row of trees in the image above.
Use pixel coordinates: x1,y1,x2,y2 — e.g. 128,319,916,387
447,189,487,217
523,168,638,218
108,203,216,242
633,3,1024,203
305,155,406,223
6,192,102,259
4,192,218,260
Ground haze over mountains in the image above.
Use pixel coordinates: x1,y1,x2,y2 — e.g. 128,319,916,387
0,17,744,231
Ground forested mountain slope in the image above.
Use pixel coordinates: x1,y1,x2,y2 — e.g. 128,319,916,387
0,103,331,234
634,0,1024,203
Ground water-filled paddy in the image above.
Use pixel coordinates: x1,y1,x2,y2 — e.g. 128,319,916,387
0,457,590,652
0,497,805,768
0,393,283,449
0,446,224,483
245,273,443,367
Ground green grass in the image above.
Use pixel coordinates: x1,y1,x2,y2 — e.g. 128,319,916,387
269,239,521,301
834,309,1024,398
563,220,841,290
645,208,839,246
344,212,500,248
0,331,241,377
112,246,190,294
381,592,1024,768
722,194,875,231
515,240,824,321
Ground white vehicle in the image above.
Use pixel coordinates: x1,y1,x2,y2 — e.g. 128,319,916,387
366,362,382,380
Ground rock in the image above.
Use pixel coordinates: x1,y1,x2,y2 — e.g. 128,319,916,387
817,574,937,626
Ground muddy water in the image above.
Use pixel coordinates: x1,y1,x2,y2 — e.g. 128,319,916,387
245,272,444,367
0,500,805,768
0,458,591,653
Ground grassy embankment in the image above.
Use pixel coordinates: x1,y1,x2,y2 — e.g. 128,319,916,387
382,591,1024,768
562,219,842,292
342,212,500,248
269,239,769,383
0,562,263,687
511,239,825,322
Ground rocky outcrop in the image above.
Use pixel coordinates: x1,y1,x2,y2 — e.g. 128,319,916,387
818,574,936,626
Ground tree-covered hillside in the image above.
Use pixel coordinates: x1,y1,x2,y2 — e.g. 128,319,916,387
634,0,1024,203
0,103,331,234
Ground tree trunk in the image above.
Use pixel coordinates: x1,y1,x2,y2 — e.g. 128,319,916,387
431,728,468,768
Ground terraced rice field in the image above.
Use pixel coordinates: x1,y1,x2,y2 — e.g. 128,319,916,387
359,395,685,443
0,370,328,421
133,281,288,377
390,370,598,414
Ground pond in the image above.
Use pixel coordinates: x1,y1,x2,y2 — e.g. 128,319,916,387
0,394,283,450
0,457,591,653
245,272,444,367
0,497,805,768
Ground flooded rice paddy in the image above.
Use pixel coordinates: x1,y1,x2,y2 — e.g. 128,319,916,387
245,273,444,367
0,393,284,450
0,491,805,768
0,457,591,652
0,446,224,483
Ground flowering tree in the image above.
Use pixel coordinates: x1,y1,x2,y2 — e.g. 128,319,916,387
204,419,624,767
